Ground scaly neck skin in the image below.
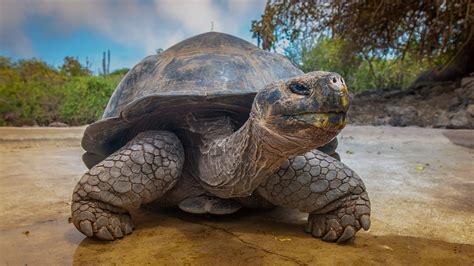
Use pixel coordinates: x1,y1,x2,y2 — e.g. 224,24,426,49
197,114,310,198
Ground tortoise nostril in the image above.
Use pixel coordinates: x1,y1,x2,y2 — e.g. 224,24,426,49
332,77,337,83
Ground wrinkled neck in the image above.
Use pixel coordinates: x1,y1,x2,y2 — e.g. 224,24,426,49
197,114,305,198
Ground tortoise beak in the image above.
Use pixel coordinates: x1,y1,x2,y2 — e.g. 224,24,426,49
340,86,349,110
291,112,347,130
340,84,349,95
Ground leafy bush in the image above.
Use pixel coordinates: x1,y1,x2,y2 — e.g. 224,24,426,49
300,38,434,92
301,38,356,84
110,68,130,76
58,76,120,125
0,57,122,126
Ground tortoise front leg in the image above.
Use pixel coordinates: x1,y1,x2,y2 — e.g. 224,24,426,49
257,149,371,243
71,131,184,240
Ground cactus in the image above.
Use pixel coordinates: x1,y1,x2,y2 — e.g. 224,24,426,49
107,50,110,75
101,50,111,76
102,52,106,76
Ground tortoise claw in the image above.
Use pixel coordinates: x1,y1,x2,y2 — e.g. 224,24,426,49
360,214,371,230
79,220,93,237
96,227,114,241
322,229,338,241
337,226,355,243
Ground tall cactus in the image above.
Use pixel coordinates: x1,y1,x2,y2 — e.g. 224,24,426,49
100,50,111,76
102,51,106,76
107,50,110,75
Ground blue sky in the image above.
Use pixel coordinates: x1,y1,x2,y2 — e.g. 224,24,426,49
0,0,267,72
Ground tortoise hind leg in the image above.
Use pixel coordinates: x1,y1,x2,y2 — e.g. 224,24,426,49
71,130,184,240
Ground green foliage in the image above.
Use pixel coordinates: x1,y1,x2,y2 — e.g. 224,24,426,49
301,39,356,79
254,1,474,83
300,39,434,92
110,68,129,76
0,56,123,126
252,1,472,62
349,56,431,91
57,76,120,125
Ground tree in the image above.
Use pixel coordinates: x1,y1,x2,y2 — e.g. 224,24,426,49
60,56,91,77
251,0,474,83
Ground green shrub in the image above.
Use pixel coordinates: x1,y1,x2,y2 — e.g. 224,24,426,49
300,38,434,92
110,68,130,76
58,76,119,125
0,57,122,126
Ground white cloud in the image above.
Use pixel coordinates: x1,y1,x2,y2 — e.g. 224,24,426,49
0,0,266,57
228,0,260,14
0,0,34,55
155,0,222,33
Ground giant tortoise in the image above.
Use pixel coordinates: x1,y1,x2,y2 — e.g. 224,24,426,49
72,32,371,243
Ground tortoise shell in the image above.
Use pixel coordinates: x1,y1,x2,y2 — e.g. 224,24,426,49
82,32,303,168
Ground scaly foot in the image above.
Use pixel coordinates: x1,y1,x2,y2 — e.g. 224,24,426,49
72,201,133,241
305,192,371,243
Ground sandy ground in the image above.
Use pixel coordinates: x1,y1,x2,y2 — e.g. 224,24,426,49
0,126,473,265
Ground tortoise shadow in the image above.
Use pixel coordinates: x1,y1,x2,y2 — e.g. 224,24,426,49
71,207,308,265
72,207,474,265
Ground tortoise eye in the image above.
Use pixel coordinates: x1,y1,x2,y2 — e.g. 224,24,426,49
289,83,311,95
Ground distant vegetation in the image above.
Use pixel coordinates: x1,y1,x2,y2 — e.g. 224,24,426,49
0,11,462,126
298,38,440,91
0,47,439,126
252,1,473,88
0,56,127,126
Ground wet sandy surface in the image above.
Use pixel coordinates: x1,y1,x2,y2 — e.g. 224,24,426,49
0,126,473,265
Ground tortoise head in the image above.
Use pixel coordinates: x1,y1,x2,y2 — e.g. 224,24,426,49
252,71,349,147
